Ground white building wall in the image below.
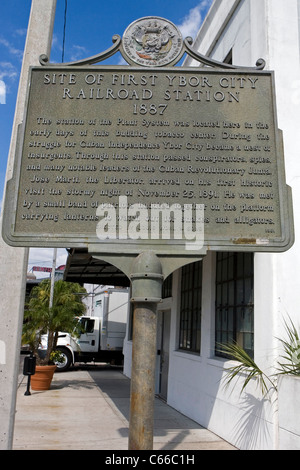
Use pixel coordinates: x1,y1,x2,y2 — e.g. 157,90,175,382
184,0,300,449
123,0,300,450
167,253,275,450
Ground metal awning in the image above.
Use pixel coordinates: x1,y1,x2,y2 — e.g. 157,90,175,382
63,248,130,286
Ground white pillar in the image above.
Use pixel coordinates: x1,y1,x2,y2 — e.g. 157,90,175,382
0,0,57,449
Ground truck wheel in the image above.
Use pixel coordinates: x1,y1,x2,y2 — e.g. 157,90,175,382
55,347,73,372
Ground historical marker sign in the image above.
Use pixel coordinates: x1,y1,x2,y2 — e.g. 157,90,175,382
2,20,293,254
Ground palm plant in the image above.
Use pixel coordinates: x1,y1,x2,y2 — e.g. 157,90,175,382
218,342,277,396
23,279,87,365
218,316,300,397
276,316,300,376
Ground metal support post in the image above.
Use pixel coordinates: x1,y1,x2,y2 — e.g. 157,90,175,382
128,252,163,450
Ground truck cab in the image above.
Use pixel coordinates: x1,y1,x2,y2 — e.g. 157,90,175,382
54,288,129,371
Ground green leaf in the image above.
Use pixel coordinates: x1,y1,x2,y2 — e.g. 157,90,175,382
217,342,276,396
276,316,300,376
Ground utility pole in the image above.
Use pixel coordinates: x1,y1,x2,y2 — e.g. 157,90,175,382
49,248,58,309
0,0,57,450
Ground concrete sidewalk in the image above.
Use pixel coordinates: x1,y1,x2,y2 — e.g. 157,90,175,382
13,365,236,450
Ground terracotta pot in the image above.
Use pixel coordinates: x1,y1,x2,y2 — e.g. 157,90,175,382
31,365,56,391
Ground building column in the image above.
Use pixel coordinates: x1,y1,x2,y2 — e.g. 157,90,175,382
0,0,57,449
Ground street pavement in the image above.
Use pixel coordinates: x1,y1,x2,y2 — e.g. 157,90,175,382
13,363,236,451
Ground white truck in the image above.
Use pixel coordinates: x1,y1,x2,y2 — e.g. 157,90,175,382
48,287,129,372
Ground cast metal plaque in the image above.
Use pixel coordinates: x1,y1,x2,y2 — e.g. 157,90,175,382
2,66,293,253
122,17,183,67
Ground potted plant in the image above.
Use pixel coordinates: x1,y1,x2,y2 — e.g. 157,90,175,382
217,316,300,449
23,279,87,390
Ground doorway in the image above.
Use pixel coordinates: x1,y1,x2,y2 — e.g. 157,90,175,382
158,309,171,401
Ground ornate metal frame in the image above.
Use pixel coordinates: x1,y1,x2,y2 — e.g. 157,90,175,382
39,34,266,70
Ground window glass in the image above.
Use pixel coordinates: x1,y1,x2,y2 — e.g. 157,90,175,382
215,253,254,359
78,318,95,334
179,261,202,353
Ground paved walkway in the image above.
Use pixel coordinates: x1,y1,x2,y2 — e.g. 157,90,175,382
13,364,236,450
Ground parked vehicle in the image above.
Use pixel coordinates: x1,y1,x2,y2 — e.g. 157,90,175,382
40,288,129,371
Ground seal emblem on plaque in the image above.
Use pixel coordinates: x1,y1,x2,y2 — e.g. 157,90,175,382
122,17,183,67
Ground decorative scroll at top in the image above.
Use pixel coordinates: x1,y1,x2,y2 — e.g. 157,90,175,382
39,16,265,70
